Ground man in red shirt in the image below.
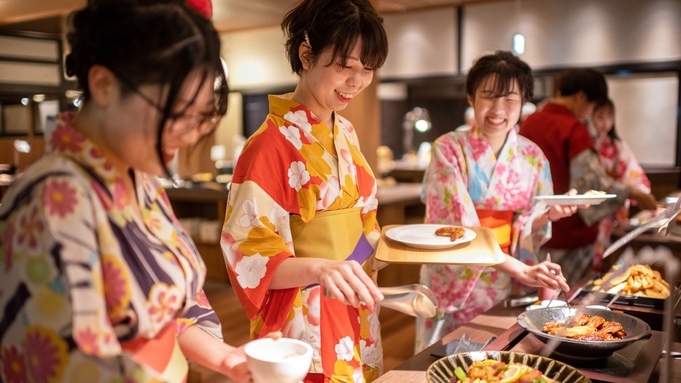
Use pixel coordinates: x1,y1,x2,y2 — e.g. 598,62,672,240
519,69,657,286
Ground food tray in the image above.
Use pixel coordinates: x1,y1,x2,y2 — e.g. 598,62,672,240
577,276,670,309
375,225,506,265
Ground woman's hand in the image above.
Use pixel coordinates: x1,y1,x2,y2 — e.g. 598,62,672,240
315,259,384,311
516,261,570,292
547,189,586,222
630,188,658,210
220,332,283,383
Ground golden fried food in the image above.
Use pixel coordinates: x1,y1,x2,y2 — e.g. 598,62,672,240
542,314,626,341
593,264,672,299
435,226,466,241
585,190,607,196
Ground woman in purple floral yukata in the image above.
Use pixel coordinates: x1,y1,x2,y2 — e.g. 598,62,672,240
0,1,274,382
416,51,578,351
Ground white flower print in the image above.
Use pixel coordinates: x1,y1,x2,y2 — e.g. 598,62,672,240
303,323,322,360
234,253,269,289
288,161,310,191
284,110,312,133
360,340,380,367
268,204,292,244
361,195,378,214
368,310,380,342
353,368,365,383
279,125,302,149
335,336,355,362
239,197,260,228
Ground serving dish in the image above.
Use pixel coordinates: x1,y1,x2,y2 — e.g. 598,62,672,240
385,224,476,250
532,194,616,206
426,351,591,383
517,307,651,359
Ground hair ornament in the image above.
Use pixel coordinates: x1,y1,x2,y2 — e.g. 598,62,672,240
304,32,312,49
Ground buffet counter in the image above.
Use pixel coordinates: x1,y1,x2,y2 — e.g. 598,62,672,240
376,280,681,383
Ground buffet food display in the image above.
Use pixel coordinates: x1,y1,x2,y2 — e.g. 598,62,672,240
541,313,626,341
590,264,672,299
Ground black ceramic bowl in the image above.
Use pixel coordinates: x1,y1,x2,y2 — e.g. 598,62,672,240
427,351,591,383
517,307,651,359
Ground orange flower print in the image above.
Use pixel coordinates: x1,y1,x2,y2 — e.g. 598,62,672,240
1,345,26,383
102,255,130,315
49,123,85,153
43,179,78,218
147,283,183,326
24,326,68,383
74,327,100,356
17,207,44,252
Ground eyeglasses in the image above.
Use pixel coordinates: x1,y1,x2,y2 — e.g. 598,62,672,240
115,74,222,137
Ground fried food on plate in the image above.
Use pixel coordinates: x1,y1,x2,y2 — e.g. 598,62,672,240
435,226,466,241
584,190,607,196
593,264,672,299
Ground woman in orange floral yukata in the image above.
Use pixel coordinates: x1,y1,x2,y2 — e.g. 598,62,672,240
0,1,269,382
221,0,389,382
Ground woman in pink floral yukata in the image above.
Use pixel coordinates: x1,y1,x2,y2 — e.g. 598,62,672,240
416,51,577,351
0,1,272,382
592,98,651,271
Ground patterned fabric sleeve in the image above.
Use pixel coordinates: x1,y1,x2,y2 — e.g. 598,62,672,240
0,174,161,383
513,144,554,259
221,120,302,336
571,149,632,226
616,140,651,193
177,289,223,340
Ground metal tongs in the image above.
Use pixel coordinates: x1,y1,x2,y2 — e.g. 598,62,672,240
602,198,681,259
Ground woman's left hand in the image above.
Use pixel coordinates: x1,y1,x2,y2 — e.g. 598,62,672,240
546,189,587,222
517,261,570,292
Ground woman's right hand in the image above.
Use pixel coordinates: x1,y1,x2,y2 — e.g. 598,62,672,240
630,189,658,210
315,259,384,311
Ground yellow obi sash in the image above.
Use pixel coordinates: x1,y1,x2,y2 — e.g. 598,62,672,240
120,324,188,383
289,207,374,275
476,209,514,255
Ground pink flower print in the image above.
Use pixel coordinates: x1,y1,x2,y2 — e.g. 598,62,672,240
50,123,85,153
340,149,357,177
24,326,68,383
317,176,340,210
102,256,129,314
176,318,194,335
43,179,78,219
17,207,44,252
113,178,131,211
1,345,26,383
90,178,112,210
3,222,15,271
195,290,210,308
75,327,100,356
239,197,260,228
599,140,617,160
468,136,489,161
221,232,243,269
147,283,183,326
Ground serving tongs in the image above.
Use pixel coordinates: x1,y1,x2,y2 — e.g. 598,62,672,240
323,284,439,318
602,198,681,259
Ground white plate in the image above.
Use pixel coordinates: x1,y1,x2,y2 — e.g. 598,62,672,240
532,194,616,206
385,224,476,250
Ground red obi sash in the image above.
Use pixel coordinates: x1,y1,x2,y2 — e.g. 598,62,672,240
476,209,514,255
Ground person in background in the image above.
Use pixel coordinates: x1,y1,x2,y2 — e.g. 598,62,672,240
0,1,275,382
221,0,388,381
519,69,657,286
592,98,652,271
455,106,476,131
417,51,573,352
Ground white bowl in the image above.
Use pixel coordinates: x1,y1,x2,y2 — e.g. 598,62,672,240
585,305,611,310
244,338,313,383
526,300,567,310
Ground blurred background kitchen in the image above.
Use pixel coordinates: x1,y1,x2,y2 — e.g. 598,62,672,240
1,0,680,380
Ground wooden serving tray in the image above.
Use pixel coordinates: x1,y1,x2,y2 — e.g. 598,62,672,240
375,225,506,265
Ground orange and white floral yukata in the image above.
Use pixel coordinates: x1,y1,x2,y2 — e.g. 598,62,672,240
221,94,382,383
0,113,222,383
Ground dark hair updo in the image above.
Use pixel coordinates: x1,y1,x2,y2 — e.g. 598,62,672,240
465,50,534,103
65,0,227,175
281,0,388,75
